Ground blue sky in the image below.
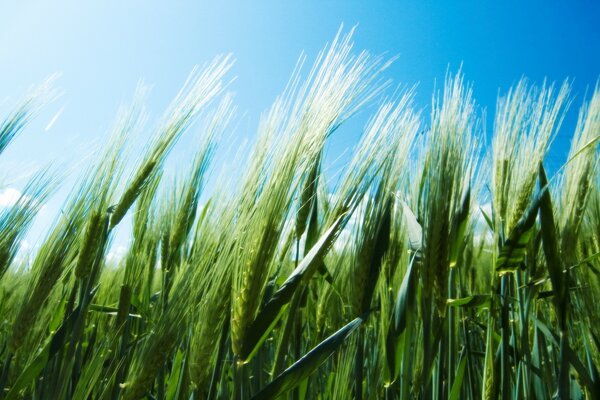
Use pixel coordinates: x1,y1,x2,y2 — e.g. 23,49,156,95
0,1,599,249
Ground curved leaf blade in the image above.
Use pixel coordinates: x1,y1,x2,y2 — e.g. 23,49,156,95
251,316,363,400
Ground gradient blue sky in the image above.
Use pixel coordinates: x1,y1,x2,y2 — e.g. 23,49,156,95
1,1,599,248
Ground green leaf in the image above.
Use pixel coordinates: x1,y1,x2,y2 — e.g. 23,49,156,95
88,303,142,319
166,349,186,400
393,253,418,334
479,205,494,232
446,294,491,309
450,187,471,266
449,352,467,400
251,316,363,400
361,195,392,313
538,164,568,327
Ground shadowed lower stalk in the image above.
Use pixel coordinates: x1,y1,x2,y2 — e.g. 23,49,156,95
207,317,230,400
354,328,364,400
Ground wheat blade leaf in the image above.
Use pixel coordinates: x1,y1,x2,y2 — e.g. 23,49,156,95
251,316,363,400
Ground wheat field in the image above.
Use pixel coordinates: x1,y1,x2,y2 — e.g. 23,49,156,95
1,31,599,400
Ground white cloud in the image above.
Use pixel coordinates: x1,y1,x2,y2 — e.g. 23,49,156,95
107,245,128,264
0,188,23,208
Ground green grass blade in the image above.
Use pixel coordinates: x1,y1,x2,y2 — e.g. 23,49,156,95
393,253,418,334
251,316,363,400
446,295,492,309
449,351,467,400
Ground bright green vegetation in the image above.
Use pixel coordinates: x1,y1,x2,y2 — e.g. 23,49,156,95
1,31,600,400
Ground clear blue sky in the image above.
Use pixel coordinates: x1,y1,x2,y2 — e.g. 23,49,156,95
1,1,599,248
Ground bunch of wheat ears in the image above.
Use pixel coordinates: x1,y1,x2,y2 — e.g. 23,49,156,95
1,30,599,399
